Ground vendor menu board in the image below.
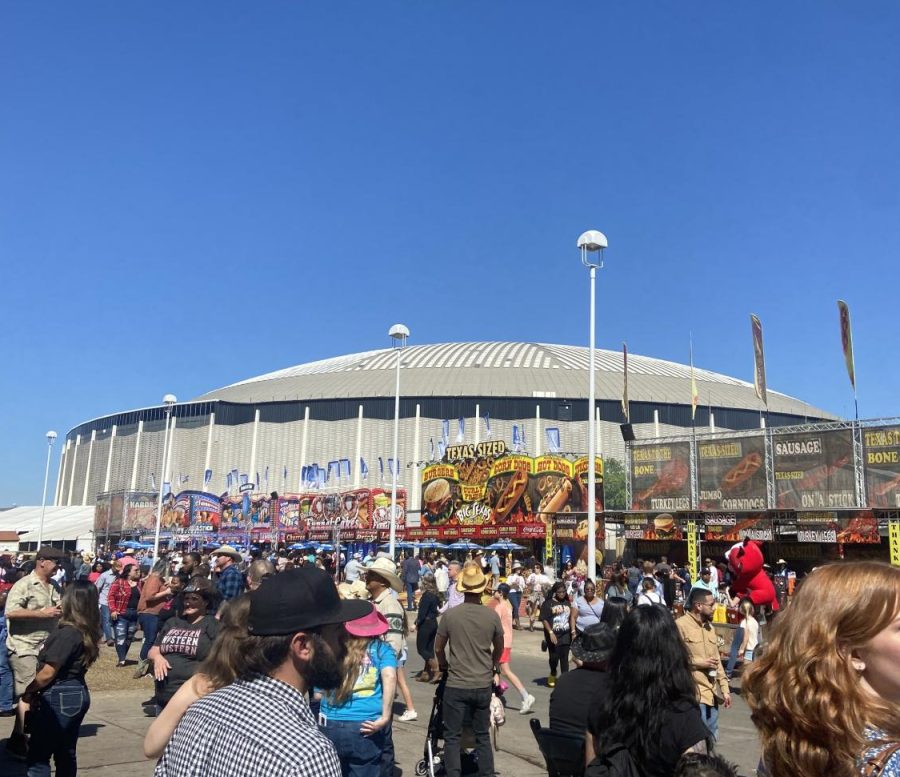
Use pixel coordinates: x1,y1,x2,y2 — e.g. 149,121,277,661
773,430,856,509
123,492,159,533
795,509,880,544
631,442,691,511
697,436,767,511
703,512,773,542
622,511,683,540
864,426,900,508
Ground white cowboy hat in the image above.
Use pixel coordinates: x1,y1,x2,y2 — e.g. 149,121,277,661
211,545,242,562
364,557,403,592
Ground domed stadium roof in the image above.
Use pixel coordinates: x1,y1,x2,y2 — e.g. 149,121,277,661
195,342,832,419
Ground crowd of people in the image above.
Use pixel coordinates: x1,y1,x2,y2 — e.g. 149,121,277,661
1,542,898,777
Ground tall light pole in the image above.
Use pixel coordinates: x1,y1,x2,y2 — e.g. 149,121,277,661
153,394,177,558
37,430,57,548
388,324,409,559
578,230,607,580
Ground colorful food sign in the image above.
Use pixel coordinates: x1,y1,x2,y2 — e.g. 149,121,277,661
703,512,774,542
630,442,691,511
774,430,856,509
795,509,880,544
622,512,683,541
864,426,900,508
697,436,767,511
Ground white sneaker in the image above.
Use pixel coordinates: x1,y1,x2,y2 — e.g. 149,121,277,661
519,694,535,715
398,709,418,722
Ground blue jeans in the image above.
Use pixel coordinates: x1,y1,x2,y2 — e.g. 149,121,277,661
700,702,719,741
99,604,113,642
0,637,13,711
405,582,417,610
114,609,139,663
138,613,159,662
443,685,493,777
320,718,387,777
26,680,90,777
508,591,522,624
725,626,745,677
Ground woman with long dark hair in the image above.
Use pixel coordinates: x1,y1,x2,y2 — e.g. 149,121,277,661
108,563,142,667
585,604,709,776
23,580,101,776
598,596,629,632
412,574,441,682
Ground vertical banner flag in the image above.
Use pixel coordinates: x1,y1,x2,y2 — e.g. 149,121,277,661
438,440,446,459
360,458,369,480
264,466,269,489
512,425,521,452
751,314,768,407
441,419,450,448
204,469,212,488
837,300,856,391
690,338,700,421
340,458,351,481
283,465,288,483
890,519,900,567
163,481,171,497
327,460,339,483
239,473,248,487
388,458,395,479
226,472,232,490
231,469,240,487
456,417,465,443
622,343,630,422
484,412,492,439
429,438,435,461
545,427,561,454
150,473,157,491
378,457,385,482
256,472,260,488
687,519,698,580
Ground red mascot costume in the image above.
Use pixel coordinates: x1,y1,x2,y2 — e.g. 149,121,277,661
726,538,779,611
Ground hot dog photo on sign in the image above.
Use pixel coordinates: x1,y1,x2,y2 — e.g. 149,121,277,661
487,467,531,524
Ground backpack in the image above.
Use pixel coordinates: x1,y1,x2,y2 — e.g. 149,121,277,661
585,742,642,777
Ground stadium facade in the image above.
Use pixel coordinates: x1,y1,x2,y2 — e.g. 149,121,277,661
55,341,834,515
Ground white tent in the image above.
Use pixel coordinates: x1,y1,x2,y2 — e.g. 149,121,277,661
0,506,95,551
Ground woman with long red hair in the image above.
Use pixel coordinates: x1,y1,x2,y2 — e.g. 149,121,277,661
744,561,900,777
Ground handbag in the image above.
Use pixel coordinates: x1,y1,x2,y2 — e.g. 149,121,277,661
861,741,900,777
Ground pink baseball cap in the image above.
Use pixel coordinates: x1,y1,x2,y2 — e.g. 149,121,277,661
345,604,389,637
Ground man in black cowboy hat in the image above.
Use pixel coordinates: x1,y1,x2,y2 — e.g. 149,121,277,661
548,622,616,737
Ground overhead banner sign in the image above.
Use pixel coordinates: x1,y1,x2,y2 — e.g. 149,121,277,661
630,442,691,511
703,512,774,542
795,509,880,544
864,426,900,508
697,436,767,511
418,442,602,539
773,430,856,509
622,512,683,541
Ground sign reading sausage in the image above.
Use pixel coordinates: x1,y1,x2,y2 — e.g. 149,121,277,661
773,430,856,509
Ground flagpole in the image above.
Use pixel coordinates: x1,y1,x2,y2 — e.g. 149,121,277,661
388,324,409,559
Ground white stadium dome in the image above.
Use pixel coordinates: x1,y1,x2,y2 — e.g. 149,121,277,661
54,341,833,511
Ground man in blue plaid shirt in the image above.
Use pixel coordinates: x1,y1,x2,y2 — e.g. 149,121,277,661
154,566,370,777
211,545,246,601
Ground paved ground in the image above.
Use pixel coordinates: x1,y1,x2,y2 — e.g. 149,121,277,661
0,625,761,776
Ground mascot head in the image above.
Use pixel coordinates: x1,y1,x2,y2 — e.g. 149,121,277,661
727,538,765,580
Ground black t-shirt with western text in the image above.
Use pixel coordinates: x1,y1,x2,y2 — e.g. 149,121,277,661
154,615,219,705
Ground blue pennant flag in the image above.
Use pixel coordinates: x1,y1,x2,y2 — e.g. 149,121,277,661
239,473,248,486
340,458,351,480
327,460,339,483
456,417,465,443
163,481,171,497
545,427,561,453
231,468,239,486
264,466,269,488
226,472,232,490
483,412,492,439
512,424,521,451
149,473,156,491
378,457,384,481
438,440,446,459
317,465,326,488
360,458,369,480
429,438,435,460
204,469,212,487
441,419,450,447
283,465,288,482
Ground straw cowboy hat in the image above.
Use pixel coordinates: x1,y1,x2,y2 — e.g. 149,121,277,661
211,545,242,562
365,557,403,592
337,580,369,601
456,562,488,595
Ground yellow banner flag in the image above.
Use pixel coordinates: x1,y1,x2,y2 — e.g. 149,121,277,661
687,519,698,580
889,520,900,567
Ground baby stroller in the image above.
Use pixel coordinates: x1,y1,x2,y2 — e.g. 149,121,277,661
414,676,504,777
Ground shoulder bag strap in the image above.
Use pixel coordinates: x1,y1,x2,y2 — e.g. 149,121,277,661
863,741,900,777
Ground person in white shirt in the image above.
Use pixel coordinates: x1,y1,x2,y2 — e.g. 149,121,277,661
434,560,450,598
505,562,526,629
705,558,720,588
636,578,663,606
525,563,552,631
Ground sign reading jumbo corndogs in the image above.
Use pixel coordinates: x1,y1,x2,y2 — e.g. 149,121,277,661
697,436,767,511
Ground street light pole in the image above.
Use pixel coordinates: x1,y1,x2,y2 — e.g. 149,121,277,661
37,430,57,548
388,324,410,559
578,230,607,580
153,395,177,558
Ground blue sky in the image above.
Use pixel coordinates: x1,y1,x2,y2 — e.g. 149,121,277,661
2,2,899,505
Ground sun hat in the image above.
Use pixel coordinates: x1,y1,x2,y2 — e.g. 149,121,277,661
776,558,787,565
248,567,371,636
511,560,523,570
345,604,389,637
364,557,403,592
211,545,242,561
337,580,369,600
571,623,616,664
456,562,488,594
123,548,136,556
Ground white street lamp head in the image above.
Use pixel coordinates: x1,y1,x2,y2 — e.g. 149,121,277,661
46,430,57,442
388,324,410,342
163,394,177,406
577,230,607,252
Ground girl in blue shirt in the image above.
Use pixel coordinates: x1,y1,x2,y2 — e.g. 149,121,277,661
317,604,397,777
